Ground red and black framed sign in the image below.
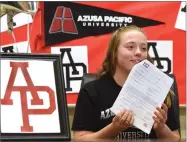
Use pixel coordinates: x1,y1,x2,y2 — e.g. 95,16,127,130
0,53,71,141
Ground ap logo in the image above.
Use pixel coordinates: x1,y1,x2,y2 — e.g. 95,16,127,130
1,60,60,133
51,46,88,93
148,40,173,74
1,41,31,53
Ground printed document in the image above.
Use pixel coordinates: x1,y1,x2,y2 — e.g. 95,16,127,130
110,60,173,134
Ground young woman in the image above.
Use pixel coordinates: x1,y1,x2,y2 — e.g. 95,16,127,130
71,25,180,141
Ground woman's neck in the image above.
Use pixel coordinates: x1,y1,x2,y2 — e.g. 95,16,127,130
113,68,129,87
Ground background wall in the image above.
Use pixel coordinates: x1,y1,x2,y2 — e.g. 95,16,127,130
1,1,186,106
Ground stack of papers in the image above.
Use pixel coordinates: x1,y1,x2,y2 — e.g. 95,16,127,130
110,60,173,134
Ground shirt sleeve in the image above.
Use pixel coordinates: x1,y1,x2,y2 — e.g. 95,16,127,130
71,84,100,132
165,102,180,131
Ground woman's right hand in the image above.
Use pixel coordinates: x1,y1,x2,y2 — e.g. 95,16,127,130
112,109,134,132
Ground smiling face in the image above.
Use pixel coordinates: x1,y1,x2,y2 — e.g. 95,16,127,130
97,25,150,78
116,30,148,74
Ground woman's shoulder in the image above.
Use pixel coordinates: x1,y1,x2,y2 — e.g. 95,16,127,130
81,74,113,92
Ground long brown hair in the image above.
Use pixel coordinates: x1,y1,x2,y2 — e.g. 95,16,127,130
97,25,173,108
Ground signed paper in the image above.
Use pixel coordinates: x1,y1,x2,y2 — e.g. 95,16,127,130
110,60,173,134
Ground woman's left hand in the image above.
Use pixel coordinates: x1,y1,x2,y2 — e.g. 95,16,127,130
153,103,168,132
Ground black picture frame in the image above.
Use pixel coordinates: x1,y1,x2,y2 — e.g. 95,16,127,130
0,53,71,141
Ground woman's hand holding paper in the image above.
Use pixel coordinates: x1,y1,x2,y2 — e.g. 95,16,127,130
153,103,168,132
112,109,134,132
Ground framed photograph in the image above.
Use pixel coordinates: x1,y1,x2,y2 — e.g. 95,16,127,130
0,53,71,141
